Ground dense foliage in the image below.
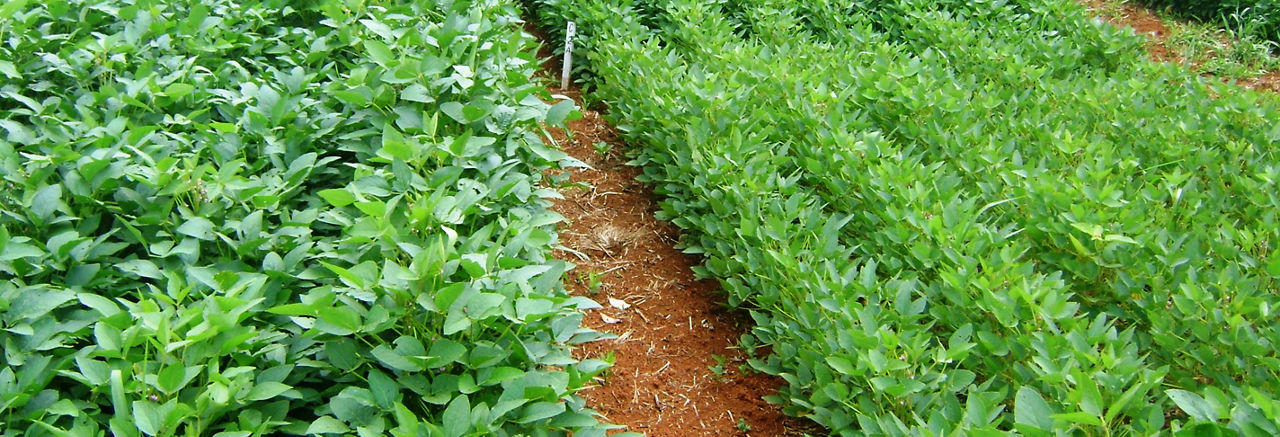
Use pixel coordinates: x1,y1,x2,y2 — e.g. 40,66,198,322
1140,0,1280,43
0,0,615,435
528,0,1280,434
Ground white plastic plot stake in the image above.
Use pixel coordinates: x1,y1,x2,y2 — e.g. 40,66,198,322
561,21,576,89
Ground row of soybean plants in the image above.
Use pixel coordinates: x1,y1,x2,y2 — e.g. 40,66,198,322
527,0,1280,434
0,0,615,435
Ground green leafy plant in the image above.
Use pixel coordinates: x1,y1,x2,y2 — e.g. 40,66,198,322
592,141,613,159
707,354,729,380
575,270,605,294
526,0,1280,434
0,0,613,435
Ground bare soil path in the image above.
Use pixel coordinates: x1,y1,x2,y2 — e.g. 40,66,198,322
525,22,814,437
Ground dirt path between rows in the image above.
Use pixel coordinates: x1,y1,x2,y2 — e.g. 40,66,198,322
1076,0,1280,92
525,23,814,437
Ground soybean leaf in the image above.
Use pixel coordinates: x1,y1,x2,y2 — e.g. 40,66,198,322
132,401,165,436
518,401,566,424
30,185,62,220
368,369,398,408
164,83,195,99
156,365,187,395
825,356,855,375
318,189,356,207
363,40,394,65
545,99,579,127
1167,389,1219,423
440,102,467,124
10,287,75,320
1015,387,1055,432
1265,251,1280,277
442,394,470,437
325,339,360,372
0,60,17,79
402,83,434,103
246,382,293,401
305,416,350,435
316,306,362,336
176,218,216,240
371,345,423,372
0,0,29,20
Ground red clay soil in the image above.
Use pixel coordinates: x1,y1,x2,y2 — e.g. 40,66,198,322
1077,0,1280,93
525,24,815,436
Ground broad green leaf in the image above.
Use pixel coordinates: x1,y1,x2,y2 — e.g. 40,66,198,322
0,119,34,144
371,345,423,372
116,260,162,279
363,40,394,65
461,104,489,122
440,102,467,124
1070,222,1104,238
1015,387,1055,431
1103,234,1138,245
545,99,579,127
1106,381,1151,423
442,311,470,336
354,200,387,218
360,18,394,40
1051,411,1103,426
30,185,62,220
331,394,376,426
425,339,466,367
1167,389,1218,422
131,401,164,436
96,323,123,352
156,365,186,395
0,60,17,79
0,0,29,20
825,356,854,375
110,370,127,421
164,83,195,99
518,401,566,424
321,261,366,289
10,287,75,320
78,293,121,317
75,356,110,386
334,89,369,106
176,217,216,240
210,122,236,133
433,283,466,310
1265,251,1280,277
442,395,470,437
382,125,411,160
317,306,361,335
245,382,293,401
515,298,554,320
267,303,313,316
368,369,398,408
318,189,356,207
401,83,434,103
326,339,361,371
305,416,350,435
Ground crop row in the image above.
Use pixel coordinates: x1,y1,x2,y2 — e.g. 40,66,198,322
527,0,1280,434
0,0,612,435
